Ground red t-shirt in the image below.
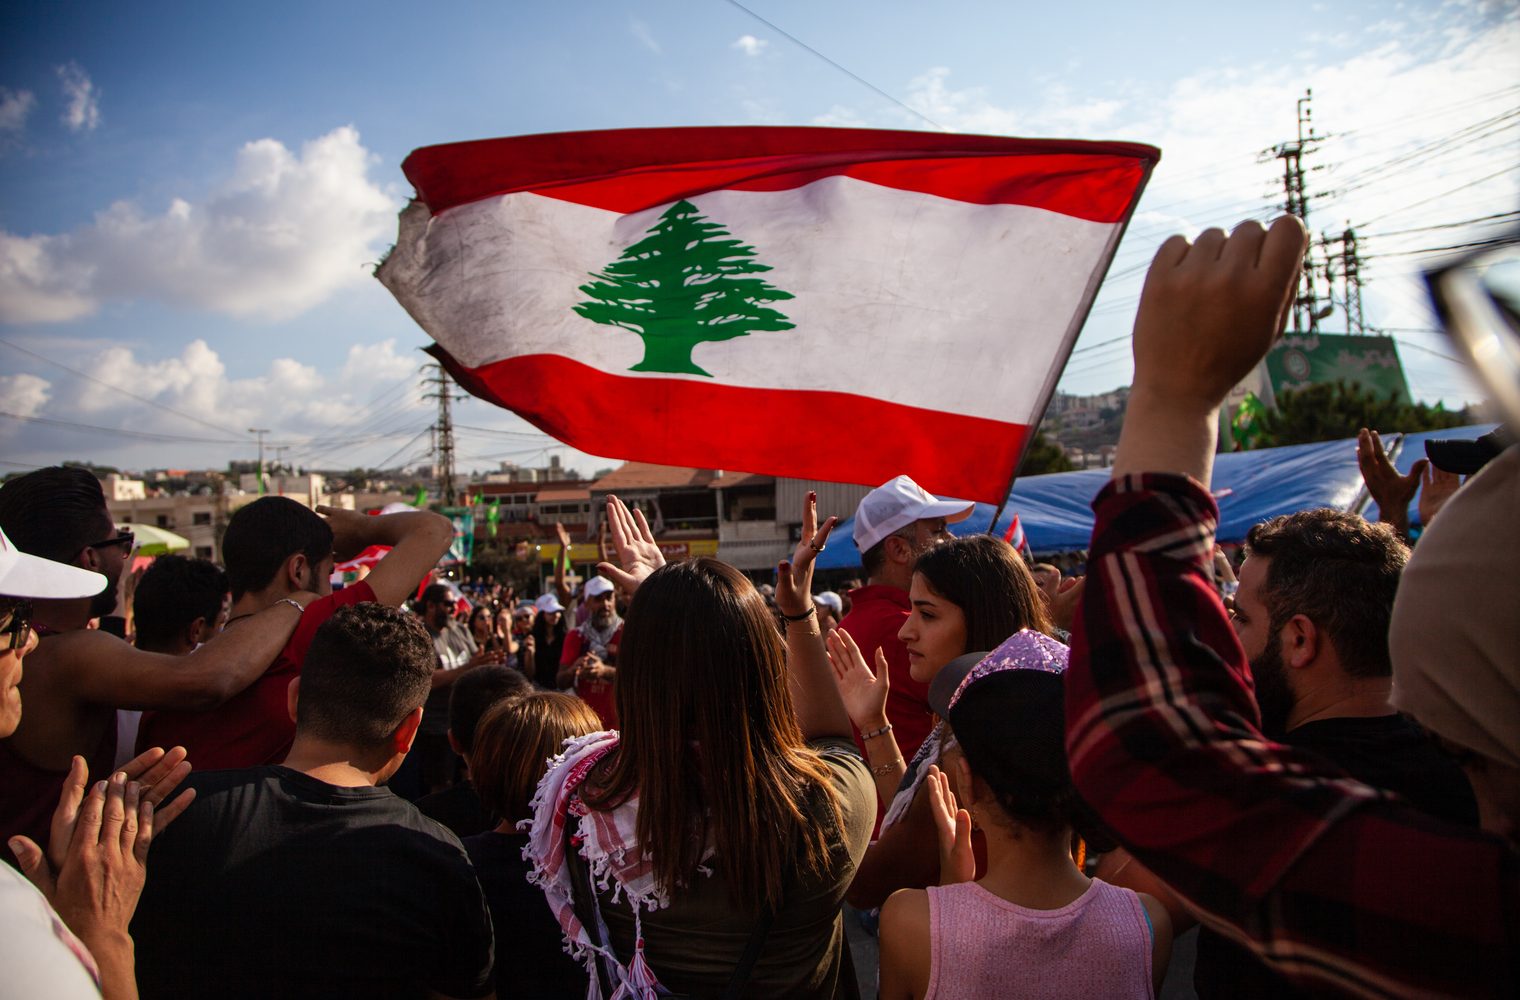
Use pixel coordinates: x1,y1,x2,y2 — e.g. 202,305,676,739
137,582,377,770
838,585,935,762
560,624,621,730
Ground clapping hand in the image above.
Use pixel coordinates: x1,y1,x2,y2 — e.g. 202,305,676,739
10,749,196,930
1356,428,1423,530
1417,464,1462,526
775,491,836,618
597,495,665,596
825,628,890,732
925,764,975,885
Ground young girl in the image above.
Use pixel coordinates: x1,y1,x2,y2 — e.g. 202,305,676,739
878,631,1171,999
465,692,600,999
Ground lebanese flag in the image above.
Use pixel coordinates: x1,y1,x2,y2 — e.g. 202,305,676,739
378,127,1156,502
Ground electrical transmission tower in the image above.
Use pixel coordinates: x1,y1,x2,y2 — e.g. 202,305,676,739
1270,89,1330,334
421,364,464,506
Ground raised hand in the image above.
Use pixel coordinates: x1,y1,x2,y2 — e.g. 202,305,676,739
926,765,975,885
1357,428,1423,530
776,491,836,618
1049,575,1085,634
316,505,377,562
596,495,665,596
554,521,573,552
1132,216,1307,412
1116,216,1308,483
1417,464,1462,526
826,627,890,732
40,747,195,879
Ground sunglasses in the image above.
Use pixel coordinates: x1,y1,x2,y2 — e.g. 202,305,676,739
1,599,33,652
86,531,135,552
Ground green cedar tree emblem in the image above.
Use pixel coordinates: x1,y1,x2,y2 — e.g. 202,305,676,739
573,199,795,377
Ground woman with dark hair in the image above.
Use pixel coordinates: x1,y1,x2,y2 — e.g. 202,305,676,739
830,534,1054,909
878,632,1171,999
465,692,600,999
466,605,505,658
525,494,872,999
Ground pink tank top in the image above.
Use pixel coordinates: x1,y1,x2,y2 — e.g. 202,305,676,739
925,878,1153,1000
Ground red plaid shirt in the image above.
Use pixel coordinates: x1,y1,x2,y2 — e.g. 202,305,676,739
1066,473,1519,999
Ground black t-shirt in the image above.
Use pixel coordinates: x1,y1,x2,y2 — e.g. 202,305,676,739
132,766,494,1000
532,617,568,689
463,830,588,999
416,779,493,840
1194,714,1478,999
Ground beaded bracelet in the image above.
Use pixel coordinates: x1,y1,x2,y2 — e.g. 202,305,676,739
860,722,894,741
779,605,817,622
871,757,904,776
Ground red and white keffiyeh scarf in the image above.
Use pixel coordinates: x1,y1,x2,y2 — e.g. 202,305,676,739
523,730,677,999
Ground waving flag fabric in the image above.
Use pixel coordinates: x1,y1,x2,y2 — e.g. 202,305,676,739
378,127,1157,502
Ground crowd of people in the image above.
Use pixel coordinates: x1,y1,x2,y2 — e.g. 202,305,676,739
0,213,1515,999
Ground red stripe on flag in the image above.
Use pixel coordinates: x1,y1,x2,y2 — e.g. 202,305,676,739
402,127,1158,224
430,348,1029,505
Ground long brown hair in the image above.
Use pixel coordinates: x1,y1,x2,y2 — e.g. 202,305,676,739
582,558,844,912
913,535,1054,649
472,692,602,824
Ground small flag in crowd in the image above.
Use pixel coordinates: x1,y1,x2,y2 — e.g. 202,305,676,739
1002,511,1032,560
379,127,1157,502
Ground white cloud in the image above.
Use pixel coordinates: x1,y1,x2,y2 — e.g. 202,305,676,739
22,336,432,461
815,13,1519,406
0,373,51,418
0,89,35,132
809,104,869,128
0,125,397,324
732,35,768,57
629,18,662,55
56,62,100,132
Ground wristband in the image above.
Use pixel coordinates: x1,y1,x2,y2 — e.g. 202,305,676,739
861,723,893,741
276,598,306,615
780,605,817,622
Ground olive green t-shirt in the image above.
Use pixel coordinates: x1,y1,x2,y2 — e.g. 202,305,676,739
597,737,874,999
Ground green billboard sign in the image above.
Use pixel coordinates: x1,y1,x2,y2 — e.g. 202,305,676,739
1265,334,1410,401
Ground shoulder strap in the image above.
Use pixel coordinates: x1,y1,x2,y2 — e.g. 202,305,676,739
564,813,777,1000
718,902,774,1000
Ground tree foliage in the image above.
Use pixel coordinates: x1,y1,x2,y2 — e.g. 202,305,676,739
1016,432,1075,476
1254,380,1470,448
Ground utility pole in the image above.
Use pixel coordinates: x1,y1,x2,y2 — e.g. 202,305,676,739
421,365,462,506
1340,227,1366,336
1270,89,1326,334
249,427,270,493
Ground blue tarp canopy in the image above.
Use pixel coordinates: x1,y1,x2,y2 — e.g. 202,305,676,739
817,423,1495,569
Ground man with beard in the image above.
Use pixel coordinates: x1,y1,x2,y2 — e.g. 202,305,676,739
557,575,621,727
1191,509,1477,997
0,467,314,859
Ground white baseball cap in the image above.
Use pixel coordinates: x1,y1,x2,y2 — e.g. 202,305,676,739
583,576,615,598
534,593,565,613
852,475,974,553
0,525,107,600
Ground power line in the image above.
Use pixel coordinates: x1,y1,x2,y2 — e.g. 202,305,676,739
1362,210,1520,240
0,337,251,438
0,410,247,444
1355,162,1520,228
722,0,946,132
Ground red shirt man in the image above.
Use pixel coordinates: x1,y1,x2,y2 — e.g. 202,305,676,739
838,475,972,764
139,497,453,770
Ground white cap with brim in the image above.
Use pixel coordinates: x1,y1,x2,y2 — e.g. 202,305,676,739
583,577,615,598
534,593,566,614
0,525,107,600
853,475,975,553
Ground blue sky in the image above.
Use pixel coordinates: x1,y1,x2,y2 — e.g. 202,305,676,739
1,0,1515,475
